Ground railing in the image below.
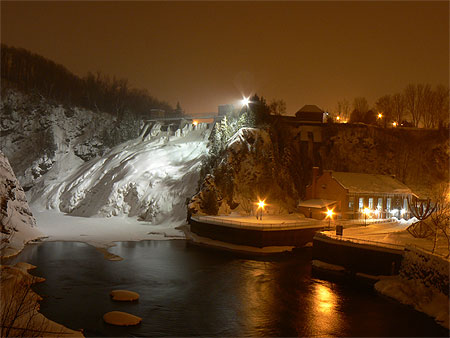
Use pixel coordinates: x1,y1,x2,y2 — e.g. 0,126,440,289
192,215,397,231
315,232,405,251
192,215,324,230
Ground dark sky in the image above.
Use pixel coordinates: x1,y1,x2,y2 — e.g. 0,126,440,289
2,1,448,116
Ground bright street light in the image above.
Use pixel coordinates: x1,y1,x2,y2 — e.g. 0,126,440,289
325,208,334,228
363,207,371,226
377,113,383,119
241,96,250,107
257,200,266,210
256,199,266,221
392,121,397,127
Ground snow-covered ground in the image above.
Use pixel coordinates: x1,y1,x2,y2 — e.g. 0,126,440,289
321,218,449,256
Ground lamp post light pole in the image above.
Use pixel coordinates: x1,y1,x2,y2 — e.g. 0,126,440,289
363,208,371,226
326,208,334,229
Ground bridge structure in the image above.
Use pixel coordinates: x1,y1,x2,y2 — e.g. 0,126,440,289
140,115,220,139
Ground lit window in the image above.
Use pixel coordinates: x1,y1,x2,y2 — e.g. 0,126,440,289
377,198,383,209
359,198,364,210
348,197,354,210
386,198,391,211
368,198,374,209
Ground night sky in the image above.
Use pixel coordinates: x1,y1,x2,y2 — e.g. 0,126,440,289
2,1,448,116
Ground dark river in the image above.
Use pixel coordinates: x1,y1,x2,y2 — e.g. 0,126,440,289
6,240,448,337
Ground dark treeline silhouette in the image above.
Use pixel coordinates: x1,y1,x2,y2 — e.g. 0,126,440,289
1,44,178,120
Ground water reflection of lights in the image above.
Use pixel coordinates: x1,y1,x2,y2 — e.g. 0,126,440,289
304,280,342,336
314,283,336,314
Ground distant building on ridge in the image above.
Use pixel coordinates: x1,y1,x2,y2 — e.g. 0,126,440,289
295,105,325,123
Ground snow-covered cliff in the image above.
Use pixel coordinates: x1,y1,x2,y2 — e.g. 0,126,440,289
1,88,139,190
0,151,42,257
189,127,301,216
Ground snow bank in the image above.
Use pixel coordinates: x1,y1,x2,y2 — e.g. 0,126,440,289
312,259,345,272
0,151,42,257
375,246,449,328
375,276,449,329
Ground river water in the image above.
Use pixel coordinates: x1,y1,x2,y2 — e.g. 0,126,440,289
6,240,448,337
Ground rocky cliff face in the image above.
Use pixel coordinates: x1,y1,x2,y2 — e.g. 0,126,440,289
0,88,140,190
190,123,449,216
0,151,42,257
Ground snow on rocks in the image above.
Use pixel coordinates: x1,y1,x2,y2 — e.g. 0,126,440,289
110,290,140,301
375,276,449,329
375,245,449,328
312,259,345,272
0,151,42,257
103,311,142,326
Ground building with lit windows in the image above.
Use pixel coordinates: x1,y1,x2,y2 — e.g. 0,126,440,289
299,167,416,220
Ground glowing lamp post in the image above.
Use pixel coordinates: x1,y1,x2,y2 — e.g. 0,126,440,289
193,120,198,128
377,113,383,119
336,116,340,122
392,121,397,127
256,199,266,220
325,208,334,229
363,208,371,226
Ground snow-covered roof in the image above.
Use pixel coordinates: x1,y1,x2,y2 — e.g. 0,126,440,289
298,199,337,208
296,105,324,114
332,172,413,194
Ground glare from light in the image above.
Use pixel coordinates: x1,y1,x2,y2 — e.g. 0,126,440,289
378,113,383,119
325,208,334,219
392,121,397,127
363,208,371,215
193,120,198,126
336,116,340,121
241,96,250,107
400,208,406,216
257,199,266,210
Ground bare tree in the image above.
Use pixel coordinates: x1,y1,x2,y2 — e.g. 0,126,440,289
433,84,449,128
375,94,393,127
391,93,405,125
268,99,287,116
404,84,420,127
336,99,351,122
350,97,369,123
419,84,434,129
430,184,450,257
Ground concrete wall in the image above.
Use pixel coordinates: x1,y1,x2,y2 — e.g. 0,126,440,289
312,235,403,275
190,218,324,248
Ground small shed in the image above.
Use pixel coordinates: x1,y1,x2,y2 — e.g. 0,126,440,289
298,199,339,220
